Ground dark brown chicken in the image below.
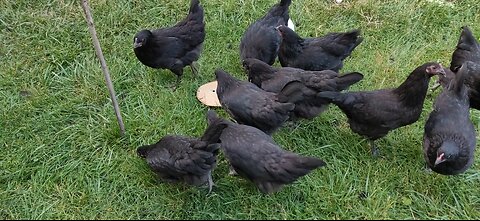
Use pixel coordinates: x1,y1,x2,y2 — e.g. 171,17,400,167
133,0,205,90
243,58,363,119
207,110,326,194
423,63,476,175
215,69,295,134
277,25,363,72
240,0,292,65
318,63,446,156
137,111,227,193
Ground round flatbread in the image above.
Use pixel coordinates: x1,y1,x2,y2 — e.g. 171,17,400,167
196,81,221,107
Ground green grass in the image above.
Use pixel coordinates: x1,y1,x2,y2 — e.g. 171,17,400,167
1,0,480,219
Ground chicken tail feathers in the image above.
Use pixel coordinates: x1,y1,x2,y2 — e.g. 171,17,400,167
201,110,228,144
276,81,305,103
342,29,363,56
448,61,469,97
256,155,325,194
189,0,202,14
335,72,364,90
277,155,326,183
316,91,344,103
280,0,292,6
323,29,363,59
203,143,221,154
296,156,327,170
271,102,296,117
458,26,478,50
450,26,480,72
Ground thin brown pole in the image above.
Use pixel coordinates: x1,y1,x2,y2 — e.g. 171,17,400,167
81,0,126,136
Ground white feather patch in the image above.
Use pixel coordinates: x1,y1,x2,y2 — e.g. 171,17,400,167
287,18,295,31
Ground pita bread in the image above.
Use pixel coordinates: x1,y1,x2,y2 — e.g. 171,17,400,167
196,81,221,107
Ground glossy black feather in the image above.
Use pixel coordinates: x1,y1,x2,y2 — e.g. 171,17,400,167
277,25,363,72
208,111,326,194
240,0,292,65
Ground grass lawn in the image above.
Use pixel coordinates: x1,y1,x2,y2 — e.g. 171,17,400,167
1,0,480,219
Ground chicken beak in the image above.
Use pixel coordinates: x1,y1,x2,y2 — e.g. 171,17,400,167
439,67,446,77
434,153,445,167
275,25,284,34
241,59,247,68
133,42,142,49
275,26,284,37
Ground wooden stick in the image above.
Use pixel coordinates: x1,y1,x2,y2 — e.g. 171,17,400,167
81,0,126,136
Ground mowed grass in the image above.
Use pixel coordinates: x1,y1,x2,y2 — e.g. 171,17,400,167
1,0,480,219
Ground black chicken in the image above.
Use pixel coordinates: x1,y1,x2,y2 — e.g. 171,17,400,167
438,26,480,110
207,110,326,194
277,25,363,72
432,26,480,92
243,58,363,119
423,63,476,175
240,0,292,65
133,0,205,90
215,69,295,134
137,110,227,193
317,63,446,156
450,26,480,72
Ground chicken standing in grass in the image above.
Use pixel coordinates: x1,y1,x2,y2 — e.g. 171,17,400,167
207,110,326,194
277,25,363,72
240,0,292,65
137,111,227,193
215,69,295,134
423,63,476,175
133,0,205,90
243,58,363,120
317,62,446,156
